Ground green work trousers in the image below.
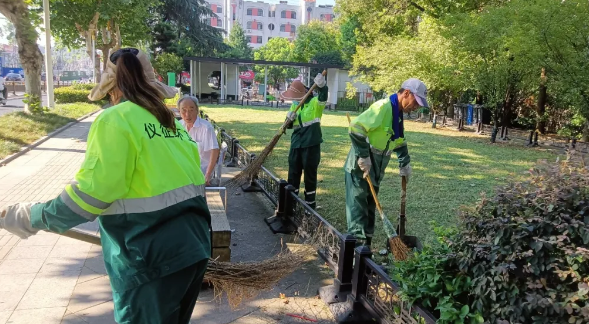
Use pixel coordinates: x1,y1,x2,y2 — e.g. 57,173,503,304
344,149,391,247
288,144,321,209
113,258,209,324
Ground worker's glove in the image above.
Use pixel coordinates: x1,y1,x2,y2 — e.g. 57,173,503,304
0,202,41,239
314,73,326,88
286,111,297,122
357,157,372,178
399,164,412,182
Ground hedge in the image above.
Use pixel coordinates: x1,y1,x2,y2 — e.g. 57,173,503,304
55,86,92,104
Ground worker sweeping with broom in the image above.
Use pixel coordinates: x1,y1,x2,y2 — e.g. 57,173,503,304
281,73,328,209
0,48,211,323
344,78,428,250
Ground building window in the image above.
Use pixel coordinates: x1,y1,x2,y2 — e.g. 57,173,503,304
247,21,263,30
281,10,296,19
248,35,263,44
280,24,295,33
268,23,275,31
320,14,333,22
217,6,223,13
217,19,223,27
248,8,264,16
269,11,275,17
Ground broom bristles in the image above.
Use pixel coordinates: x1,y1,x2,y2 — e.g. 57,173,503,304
204,250,305,309
389,236,410,261
226,130,284,189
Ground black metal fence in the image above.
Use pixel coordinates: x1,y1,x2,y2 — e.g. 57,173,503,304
201,110,437,323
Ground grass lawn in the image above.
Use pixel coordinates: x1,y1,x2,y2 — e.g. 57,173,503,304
202,105,558,249
0,103,101,160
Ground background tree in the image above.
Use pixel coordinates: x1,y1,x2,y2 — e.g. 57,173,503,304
47,0,156,82
292,21,340,63
152,0,226,57
220,22,252,60
0,0,44,113
253,37,298,89
151,52,183,84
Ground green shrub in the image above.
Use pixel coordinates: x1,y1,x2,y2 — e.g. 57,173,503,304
393,162,589,324
55,86,92,104
71,83,96,91
392,225,483,324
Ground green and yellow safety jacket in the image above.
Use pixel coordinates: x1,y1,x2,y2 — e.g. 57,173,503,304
288,85,328,148
30,101,211,294
344,94,410,183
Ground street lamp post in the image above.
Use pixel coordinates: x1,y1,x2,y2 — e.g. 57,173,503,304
91,30,96,84
43,0,55,108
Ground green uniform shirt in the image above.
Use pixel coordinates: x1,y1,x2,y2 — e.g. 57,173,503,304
288,85,328,149
344,94,410,183
30,101,211,294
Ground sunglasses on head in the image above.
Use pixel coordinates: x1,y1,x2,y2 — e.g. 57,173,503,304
110,48,139,64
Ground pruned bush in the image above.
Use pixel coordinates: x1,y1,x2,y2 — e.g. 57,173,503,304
70,83,96,91
393,162,589,324
55,86,92,104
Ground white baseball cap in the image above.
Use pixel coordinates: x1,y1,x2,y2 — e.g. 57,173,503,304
401,78,429,108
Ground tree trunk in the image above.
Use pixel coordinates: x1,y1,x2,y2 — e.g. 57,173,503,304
536,67,547,133
76,13,101,83
99,22,121,73
582,121,589,142
0,1,43,113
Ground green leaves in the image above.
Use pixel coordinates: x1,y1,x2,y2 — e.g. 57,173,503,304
253,38,298,87
292,21,341,64
151,53,184,84
393,162,589,324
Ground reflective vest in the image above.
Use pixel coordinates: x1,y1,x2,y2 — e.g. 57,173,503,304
288,95,327,148
349,96,406,155
31,101,211,293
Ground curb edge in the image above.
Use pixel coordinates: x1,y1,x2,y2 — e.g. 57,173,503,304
0,109,101,167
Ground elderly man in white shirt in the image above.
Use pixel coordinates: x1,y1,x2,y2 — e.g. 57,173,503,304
178,96,220,185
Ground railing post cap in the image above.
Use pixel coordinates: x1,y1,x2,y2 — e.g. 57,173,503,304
342,233,357,242
285,184,296,191
355,245,372,255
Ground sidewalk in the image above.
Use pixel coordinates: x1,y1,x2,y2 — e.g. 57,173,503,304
0,111,335,324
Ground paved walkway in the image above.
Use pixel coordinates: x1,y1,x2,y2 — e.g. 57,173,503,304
0,111,335,324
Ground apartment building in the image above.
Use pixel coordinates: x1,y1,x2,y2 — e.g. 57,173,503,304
206,0,335,48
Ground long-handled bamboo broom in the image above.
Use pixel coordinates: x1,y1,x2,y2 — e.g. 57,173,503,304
226,70,328,189
346,113,409,261
58,228,304,309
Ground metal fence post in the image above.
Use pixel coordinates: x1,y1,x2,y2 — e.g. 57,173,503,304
533,131,539,147
319,234,357,304
241,154,263,192
264,180,296,234
226,139,239,167
332,246,374,323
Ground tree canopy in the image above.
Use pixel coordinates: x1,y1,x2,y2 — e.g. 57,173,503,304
253,37,298,88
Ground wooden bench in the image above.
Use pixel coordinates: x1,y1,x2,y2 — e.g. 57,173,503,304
206,189,231,262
